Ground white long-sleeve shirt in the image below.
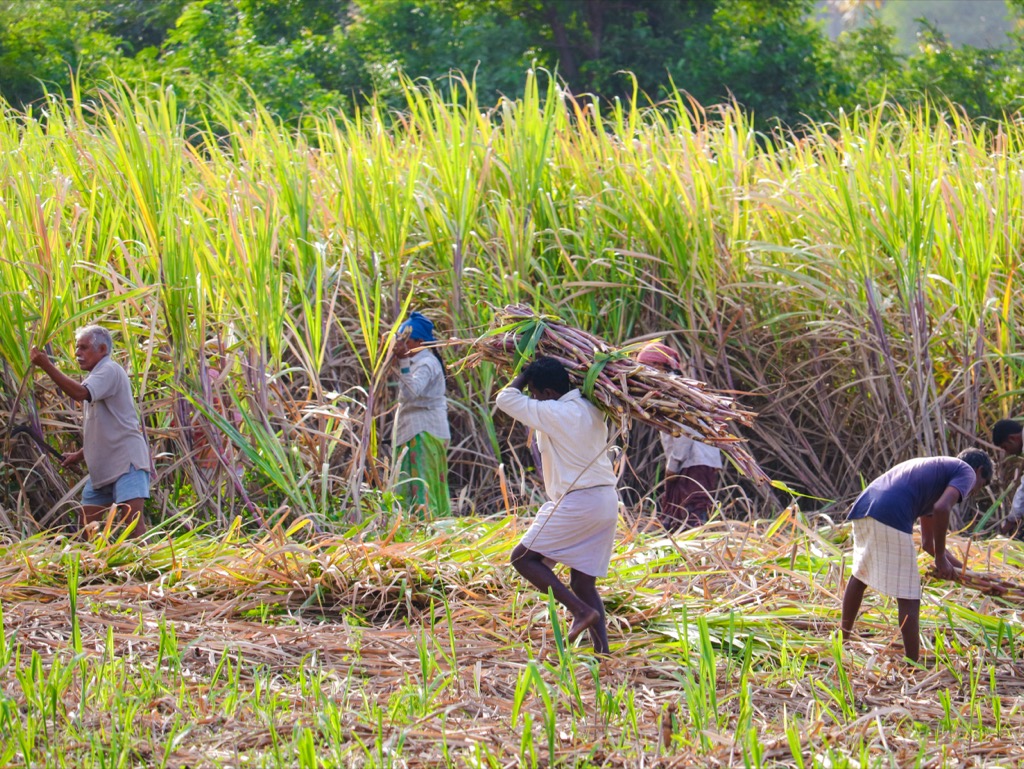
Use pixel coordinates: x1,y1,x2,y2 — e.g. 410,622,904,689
395,350,450,445
495,387,616,502
660,432,722,473
1012,479,1024,519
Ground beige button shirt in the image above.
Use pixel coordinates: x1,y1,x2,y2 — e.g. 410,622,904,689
495,387,616,502
82,356,151,487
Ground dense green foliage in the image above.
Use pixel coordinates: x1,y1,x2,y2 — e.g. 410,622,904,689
1,76,1022,535
3,0,1024,128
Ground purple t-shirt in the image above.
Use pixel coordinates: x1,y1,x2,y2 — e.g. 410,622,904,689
846,456,977,534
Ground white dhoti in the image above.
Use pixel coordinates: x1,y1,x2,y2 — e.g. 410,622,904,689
520,485,620,578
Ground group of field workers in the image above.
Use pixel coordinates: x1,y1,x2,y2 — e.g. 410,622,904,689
387,311,1011,662
28,312,1024,662
389,312,721,654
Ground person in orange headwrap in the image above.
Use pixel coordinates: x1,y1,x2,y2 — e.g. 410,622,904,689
635,342,722,531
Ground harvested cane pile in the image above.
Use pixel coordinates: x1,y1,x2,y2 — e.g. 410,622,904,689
464,304,769,484
947,569,1024,598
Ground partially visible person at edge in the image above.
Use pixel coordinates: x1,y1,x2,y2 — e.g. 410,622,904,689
495,356,620,655
392,311,451,519
992,419,1024,536
840,450,992,662
29,325,152,537
190,351,243,481
635,341,722,531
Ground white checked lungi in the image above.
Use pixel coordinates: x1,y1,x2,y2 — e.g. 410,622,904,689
520,485,620,578
851,516,921,600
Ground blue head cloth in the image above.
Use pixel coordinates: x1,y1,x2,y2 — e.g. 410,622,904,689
399,311,435,342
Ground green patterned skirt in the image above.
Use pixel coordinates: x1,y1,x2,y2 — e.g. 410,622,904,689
397,432,452,519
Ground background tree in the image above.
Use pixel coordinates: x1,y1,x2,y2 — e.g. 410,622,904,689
334,0,537,105
136,0,350,119
672,0,845,130
0,0,121,109
2,0,1024,126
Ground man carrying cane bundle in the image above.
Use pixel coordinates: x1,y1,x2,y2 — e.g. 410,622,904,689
496,356,620,654
30,325,151,537
635,342,723,530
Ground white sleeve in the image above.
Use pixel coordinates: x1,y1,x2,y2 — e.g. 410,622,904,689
397,355,438,400
82,359,119,402
495,387,567,433
1011,480,1024,518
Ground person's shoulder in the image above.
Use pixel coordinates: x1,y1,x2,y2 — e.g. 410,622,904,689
905,455,972,482
891,455,956,474
949,457,976,481
560,389,591,411
86,355,120,377
413,349,440,368
102,356,130,378
932,456,972,477
574,391,608,420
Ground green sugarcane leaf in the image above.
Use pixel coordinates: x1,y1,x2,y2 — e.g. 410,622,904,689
513,319,546,371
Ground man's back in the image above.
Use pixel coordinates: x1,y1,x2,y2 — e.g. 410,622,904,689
847,456,975,534
82,356,150,487
495,386,616,501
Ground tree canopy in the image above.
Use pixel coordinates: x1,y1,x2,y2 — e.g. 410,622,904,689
2,0,1023,126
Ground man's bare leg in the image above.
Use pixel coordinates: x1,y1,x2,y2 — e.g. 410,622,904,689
570,569,609,653
118,498,147,537
841,575,867,639
511,545,599,641
79,500,146,538
896,598,921,662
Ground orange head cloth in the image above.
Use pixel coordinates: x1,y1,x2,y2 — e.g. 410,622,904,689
636,342,681,371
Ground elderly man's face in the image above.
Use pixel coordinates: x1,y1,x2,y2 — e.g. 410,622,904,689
75,337,106,371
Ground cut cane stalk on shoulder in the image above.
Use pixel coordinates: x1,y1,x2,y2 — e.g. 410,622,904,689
457,304,768,484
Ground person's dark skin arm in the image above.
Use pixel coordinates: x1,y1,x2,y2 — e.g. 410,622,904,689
507,370,529,391
30,347,90,402
920,486,963,579
60,448,84,468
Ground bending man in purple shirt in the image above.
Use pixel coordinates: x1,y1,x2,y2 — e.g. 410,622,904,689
840,450,992,661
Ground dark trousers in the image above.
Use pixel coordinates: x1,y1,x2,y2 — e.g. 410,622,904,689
659,465,719,531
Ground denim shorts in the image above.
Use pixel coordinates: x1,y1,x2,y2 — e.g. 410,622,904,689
82,464,151,506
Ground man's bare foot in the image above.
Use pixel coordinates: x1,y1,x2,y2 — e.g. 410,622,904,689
567,609,600,643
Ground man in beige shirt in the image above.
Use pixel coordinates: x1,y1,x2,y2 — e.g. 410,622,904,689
31,325,151,537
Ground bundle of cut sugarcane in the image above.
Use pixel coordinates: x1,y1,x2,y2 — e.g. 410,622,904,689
463,304,769,484
941,568,1024,599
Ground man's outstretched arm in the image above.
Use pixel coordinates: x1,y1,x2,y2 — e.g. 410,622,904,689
30,347,90,402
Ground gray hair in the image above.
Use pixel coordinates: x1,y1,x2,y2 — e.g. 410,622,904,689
75,325,113,355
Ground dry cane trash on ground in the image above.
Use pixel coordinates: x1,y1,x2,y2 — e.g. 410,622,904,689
458,304,769,484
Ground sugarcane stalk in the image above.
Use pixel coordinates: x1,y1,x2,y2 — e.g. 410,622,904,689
457,304,770,484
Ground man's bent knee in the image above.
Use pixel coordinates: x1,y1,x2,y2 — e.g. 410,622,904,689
569,569,596,592
511,544,540,571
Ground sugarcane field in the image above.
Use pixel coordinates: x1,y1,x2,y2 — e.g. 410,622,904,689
7,72,1024,769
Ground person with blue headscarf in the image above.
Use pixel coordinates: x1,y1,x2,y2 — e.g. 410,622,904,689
392,311,452,518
